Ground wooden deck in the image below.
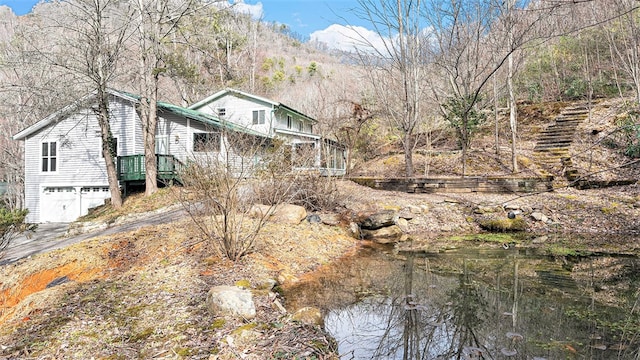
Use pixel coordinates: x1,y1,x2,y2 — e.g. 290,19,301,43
117,154,183,183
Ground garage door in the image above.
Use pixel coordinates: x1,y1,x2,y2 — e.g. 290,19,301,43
80,187,111,216
41,187,80,223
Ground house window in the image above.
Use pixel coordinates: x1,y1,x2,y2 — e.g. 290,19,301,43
217,108,226,117
252,110,266,125
287,115,292,129
193,132,221,152
41,141,57,172
297,121,303,132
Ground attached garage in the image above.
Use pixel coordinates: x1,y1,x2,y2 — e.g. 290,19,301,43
40,186,110,223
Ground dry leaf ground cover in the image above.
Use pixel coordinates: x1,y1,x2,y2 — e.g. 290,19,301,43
0,190,356,359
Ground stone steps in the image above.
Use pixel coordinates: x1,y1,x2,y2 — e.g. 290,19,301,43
532,102,590,180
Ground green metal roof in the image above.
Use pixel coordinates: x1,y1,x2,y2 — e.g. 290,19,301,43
157,100,270,139
114,90,271,139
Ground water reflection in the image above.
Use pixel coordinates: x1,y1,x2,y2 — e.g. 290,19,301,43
284,243,640,360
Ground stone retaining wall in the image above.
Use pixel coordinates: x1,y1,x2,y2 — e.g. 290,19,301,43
350,176,555,193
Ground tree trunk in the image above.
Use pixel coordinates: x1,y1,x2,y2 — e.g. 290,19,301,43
97,86,123,208
404,132,414,178
508,0,518,173
462,114,468,178
509,51,518,173
144,92,159,196
136,0,159,196
494,73,500,155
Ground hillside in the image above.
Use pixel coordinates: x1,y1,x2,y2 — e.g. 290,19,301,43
351,98,640,183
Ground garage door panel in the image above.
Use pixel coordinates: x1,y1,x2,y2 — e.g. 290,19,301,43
41,187,79,223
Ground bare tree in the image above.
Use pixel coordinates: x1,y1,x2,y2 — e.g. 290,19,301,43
604,0,640,103
75,0,129,208
7,0,130,207
132,0,208,196
177,130,314,261
425,0,570,176
354,0,428,177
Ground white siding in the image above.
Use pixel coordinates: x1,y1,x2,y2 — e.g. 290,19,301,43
160,112,192,163
196,94,274,136
110,95,141,156
23,98,139,223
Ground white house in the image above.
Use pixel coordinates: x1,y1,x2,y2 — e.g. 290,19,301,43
188,88,347,175
13,88,346,223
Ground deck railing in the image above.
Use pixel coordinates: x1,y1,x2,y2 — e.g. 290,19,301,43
117,154,183,183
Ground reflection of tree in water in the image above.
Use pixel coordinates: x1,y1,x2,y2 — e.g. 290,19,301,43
304,246,640,359
351,255,493,359
439,259,490,359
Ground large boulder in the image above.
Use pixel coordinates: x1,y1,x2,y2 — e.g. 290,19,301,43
291,307,324,326
360,210,398,230
206,285,256,319
250,204,307,224
361,225,404,242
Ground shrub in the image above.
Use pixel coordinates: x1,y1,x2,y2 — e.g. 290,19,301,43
0,208,32,258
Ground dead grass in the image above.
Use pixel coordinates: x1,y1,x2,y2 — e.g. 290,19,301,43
0,191,353,359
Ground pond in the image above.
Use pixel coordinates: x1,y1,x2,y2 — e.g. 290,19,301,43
283,240,640,360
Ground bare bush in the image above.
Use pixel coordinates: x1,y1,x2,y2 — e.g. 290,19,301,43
253,172,341,212
176,128,345,261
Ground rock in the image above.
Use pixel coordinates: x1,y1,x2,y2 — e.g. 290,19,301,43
291,307,323,326
474,204,504,214
531,212,549,222
477,216,527,232
233,329,261,347
504,203,520,211
348,222,361,239
361,225,404,242
319,213,341,226
360,210,398,230
249,204,275,218
206,285,256,319
396,217,410,232
397,211,414,220
250,204,307,224
532,236,548,244
256,278,277,290
277,270,299,285
406,205,423,214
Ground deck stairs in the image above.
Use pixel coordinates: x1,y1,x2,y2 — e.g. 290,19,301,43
533,103,590,181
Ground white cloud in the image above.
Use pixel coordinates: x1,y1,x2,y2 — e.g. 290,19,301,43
226,0,263,20
310,24,391,54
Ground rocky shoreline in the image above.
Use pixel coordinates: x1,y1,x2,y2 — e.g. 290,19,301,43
337,180,640,254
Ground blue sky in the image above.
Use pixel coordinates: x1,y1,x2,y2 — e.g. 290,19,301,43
0,0,37,15
0,0,377,51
